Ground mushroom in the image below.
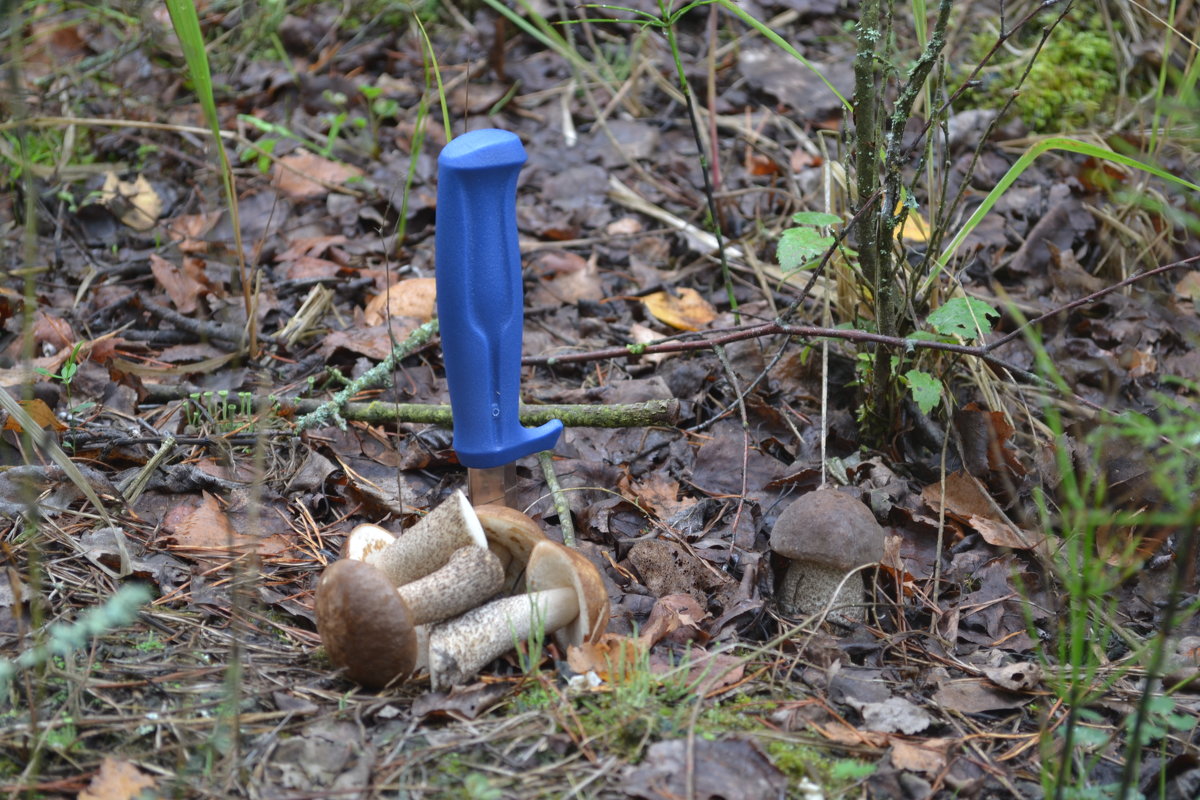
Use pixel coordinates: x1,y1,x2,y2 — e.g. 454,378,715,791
352,490,488,586
769,487,886,625
347,497,549,592
474,504,549,593
315,545,504,688
425,540,609,690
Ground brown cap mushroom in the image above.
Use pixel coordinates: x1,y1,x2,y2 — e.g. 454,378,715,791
474,504,549,593
316,559,421,688
770,487,885,625
315,546,504,688
425,540,609,689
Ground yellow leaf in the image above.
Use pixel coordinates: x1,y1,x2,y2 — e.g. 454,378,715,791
100,172,162,231
3,398,66,433
642,288,716,331
897,203,930,243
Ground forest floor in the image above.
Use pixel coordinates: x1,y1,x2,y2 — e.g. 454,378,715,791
1,0,1199,798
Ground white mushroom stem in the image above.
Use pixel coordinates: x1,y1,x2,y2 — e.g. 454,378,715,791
365,490,487,586
395,546,504,625
778,561,865,625
427,587,578,690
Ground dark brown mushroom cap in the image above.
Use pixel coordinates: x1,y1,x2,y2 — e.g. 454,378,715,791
770,488,885,570
315,559,418,688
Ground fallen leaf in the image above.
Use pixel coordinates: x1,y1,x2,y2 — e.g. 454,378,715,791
150,254,207,314
161,492,288,556
932,678,1033,714
628,323,670,364
363,278,437,324
984,661,1043,692
322,319,421,361
567,632,642,683
642,287,717,331
99,172,162,230
165,210,222,253
606,216,643,236
922,471,1037,550
3,399,66,433
527,251,604,305
897,204,930,242
637,593,708,649
890,737,953,775
1174,271,1200,302
273,149,363,200
851,696,933,734
625,738,786,800
79,757,155,800
411,683,509,721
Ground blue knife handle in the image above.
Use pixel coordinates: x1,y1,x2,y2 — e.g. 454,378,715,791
435,129,563,469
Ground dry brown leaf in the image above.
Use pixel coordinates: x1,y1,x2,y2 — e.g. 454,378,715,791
626,473,688,520
932,678,1033,713
165,210,222,253
984,661,1043,692
150,254,207,314
161,492,288,557
636,593,707,649
273,149,363,200
276,234,348,262
1175,271,1200,302
567,632,642,683
321,319,421,361
279,256,340,281
79,757,155,800
922,471,1036,550
528,251,604,305
890,738,953,775
642,287,717,331
100,172,162,230
363,278,437,324
3,399,67,433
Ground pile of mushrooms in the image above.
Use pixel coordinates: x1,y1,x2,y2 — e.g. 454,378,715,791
315,490,608,689
769,487,886,626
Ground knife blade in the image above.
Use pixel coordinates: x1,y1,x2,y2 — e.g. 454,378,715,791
435,129,563,507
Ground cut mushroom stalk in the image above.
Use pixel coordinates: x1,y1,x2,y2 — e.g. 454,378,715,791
427,587,578,690
316,545,504,689
425,539,609,690
359,490,488,586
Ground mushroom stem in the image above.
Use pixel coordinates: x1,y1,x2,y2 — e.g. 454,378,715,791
366,490,487,586
778,561,865,624
396,546,504,624
427,587,578,690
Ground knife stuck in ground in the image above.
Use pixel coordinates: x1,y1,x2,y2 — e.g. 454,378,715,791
434,129,563,507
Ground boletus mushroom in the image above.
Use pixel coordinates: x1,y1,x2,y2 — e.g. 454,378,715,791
426,539,609,690
474,504,550,593
770,488,885,625
316,545,504,688
350,489,488,586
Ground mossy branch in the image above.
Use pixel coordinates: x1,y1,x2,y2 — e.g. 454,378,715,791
292,319,439,430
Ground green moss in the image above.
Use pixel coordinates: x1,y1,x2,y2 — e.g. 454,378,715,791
965,13,1118,132
766,740,876,791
